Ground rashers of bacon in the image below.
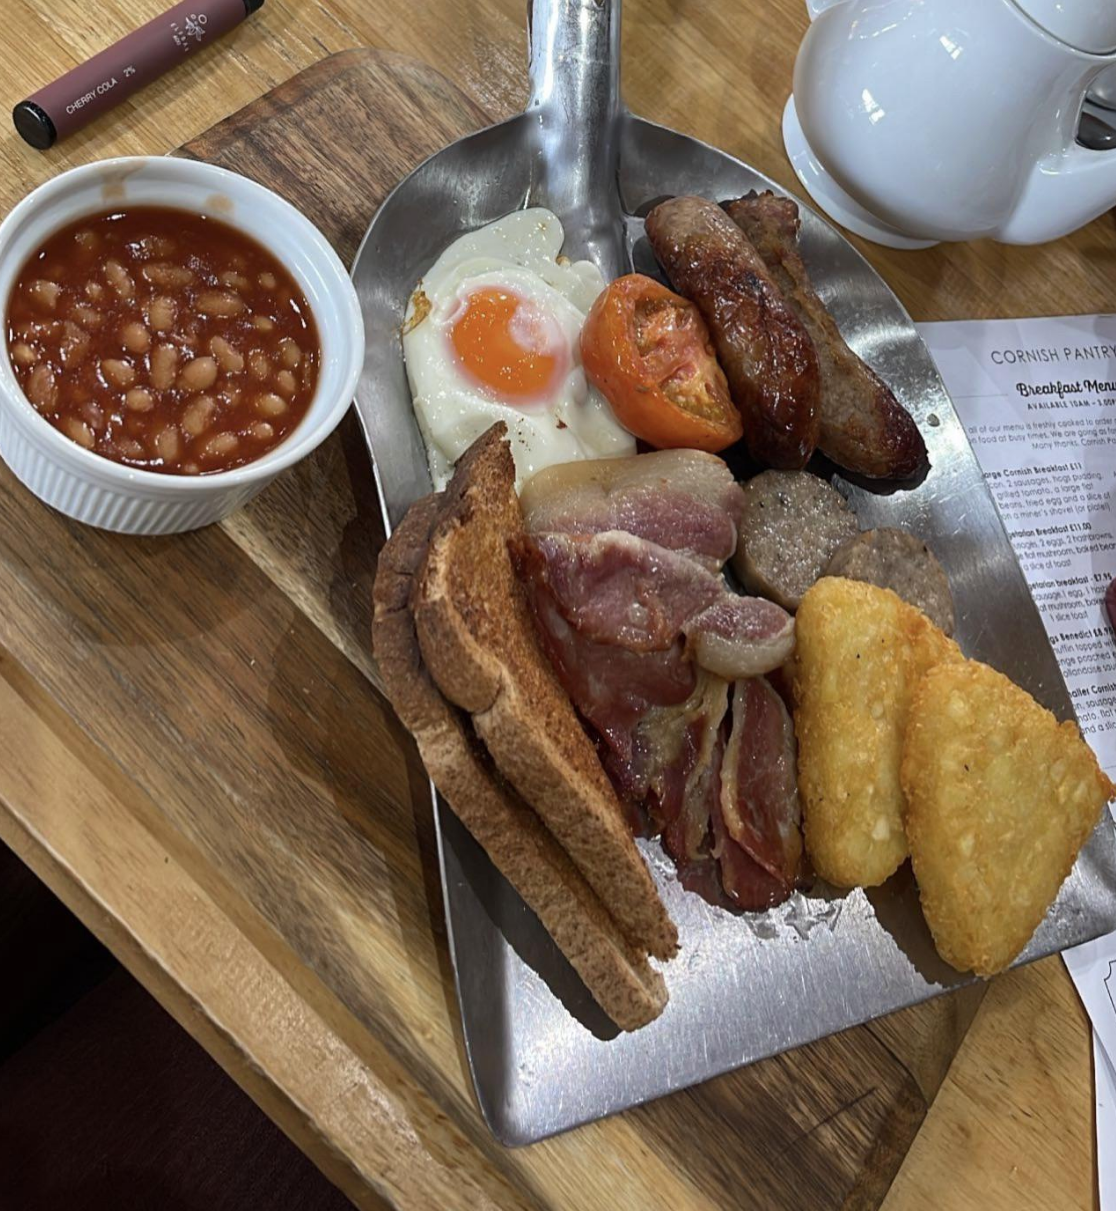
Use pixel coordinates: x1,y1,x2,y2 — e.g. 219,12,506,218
511,451,805,911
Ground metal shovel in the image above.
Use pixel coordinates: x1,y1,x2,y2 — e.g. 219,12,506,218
349,0,1111,1146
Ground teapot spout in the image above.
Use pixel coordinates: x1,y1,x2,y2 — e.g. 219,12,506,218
999,141,1116,244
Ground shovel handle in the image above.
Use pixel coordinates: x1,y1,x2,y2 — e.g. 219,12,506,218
524,0,625,274
527,0,622,122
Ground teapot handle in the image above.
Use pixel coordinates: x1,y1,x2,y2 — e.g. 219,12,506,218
1000,138,1116,243
997,61,1116,243
805,0,848,18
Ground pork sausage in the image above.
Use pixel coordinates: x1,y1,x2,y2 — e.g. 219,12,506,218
645,196,820,469
724,191,927,480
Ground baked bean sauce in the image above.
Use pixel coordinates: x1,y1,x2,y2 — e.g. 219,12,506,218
5,207,320,475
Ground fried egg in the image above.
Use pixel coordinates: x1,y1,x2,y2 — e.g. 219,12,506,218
402,209,635,490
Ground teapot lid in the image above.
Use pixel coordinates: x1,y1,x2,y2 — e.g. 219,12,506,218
1013,0,1116,54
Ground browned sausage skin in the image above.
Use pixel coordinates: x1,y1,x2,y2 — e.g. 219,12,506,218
723,191,928,480
645,196,820,470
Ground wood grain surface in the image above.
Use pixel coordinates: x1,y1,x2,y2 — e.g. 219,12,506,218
0,4,1105,1210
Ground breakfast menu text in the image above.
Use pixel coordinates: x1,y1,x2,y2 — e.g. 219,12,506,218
919,313,1116,784
921,315,1116,1186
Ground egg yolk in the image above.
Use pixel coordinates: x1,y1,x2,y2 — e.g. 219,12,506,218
450,288,561,400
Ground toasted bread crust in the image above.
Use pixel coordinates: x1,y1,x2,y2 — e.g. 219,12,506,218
407,429,514,713
414,425,679,961
372,487,667,1030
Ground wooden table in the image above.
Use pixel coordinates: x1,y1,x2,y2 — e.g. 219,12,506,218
0,2,1104,1209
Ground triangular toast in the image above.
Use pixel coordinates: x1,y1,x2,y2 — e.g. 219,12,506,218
413,425,679,962
374,488,668,1029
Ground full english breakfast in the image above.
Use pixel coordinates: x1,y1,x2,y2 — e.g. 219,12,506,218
371,186,1114,1030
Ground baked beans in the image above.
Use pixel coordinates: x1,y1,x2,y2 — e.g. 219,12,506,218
5,207,320,475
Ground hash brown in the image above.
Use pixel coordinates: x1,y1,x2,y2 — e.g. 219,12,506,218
794,577,960,887
901,659,1115,976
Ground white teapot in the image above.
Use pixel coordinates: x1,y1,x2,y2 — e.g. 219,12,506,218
783,0,1116,247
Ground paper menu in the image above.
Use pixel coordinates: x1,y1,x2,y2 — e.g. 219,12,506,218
1098,1037,1116,1209
1063,933,1116,1085
918,315,1116,1203
917,314,1116,782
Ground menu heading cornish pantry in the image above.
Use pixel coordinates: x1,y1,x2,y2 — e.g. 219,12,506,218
990,342,1116,365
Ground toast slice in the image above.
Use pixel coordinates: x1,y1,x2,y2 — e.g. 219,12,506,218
373,489,667,1030
413,425,679,962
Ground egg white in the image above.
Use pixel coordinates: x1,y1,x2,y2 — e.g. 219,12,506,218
402,209,635,490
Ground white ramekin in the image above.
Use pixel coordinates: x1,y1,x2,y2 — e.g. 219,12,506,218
0,156,365,534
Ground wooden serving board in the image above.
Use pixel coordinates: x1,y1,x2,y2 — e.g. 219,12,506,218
0,48,984,1210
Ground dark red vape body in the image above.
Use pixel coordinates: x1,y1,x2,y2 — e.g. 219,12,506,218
14,0,264,149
